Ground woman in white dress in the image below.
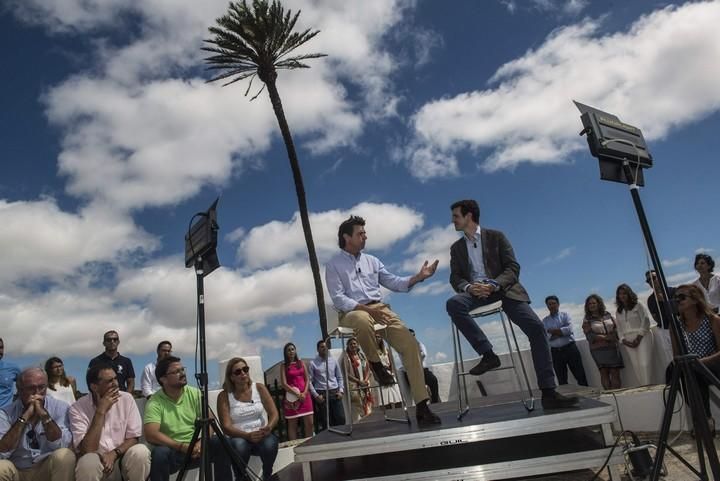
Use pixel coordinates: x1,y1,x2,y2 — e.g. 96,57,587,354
375,334,402,408
44,356,77,405
615,284,654,386
693,253,720,312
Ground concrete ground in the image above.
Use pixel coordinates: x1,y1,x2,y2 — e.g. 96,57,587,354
517,432,720,481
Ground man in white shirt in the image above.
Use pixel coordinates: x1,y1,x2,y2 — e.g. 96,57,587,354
141,341,172,399
325,216,441,426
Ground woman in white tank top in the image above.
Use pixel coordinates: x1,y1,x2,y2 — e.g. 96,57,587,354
217,357,279,481
44,356,77,405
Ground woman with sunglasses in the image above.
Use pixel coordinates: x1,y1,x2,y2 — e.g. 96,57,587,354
615,284,654,386
582,294,624,389
218,357,278,480
693,253,720,313
44,357,78,405
280,343,314,440
668,285,720,435
344,337,373,422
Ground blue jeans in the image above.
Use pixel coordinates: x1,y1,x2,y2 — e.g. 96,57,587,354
228,434,279,480
149,436,231,481
446,292,556,389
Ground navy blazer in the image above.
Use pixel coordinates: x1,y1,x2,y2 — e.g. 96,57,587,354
449,228,530,302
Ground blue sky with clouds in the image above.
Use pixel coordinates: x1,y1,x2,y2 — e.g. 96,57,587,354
2,0,719,390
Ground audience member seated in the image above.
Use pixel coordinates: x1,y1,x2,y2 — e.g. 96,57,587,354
693,253,720,313
218,357,279,481
141,341,173,399
0,367,75,481
0,338,20,408
44,357,78,405
375,334,402,409
70,363,150,481
583,294,623,390
143,356,231,481
309,340,345,431
343,338,373,422
542,296,588,386
615,284,654,386
666,284,720,435
88,331,136,394
280,343,314,440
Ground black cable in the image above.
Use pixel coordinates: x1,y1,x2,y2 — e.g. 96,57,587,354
588,429,634,480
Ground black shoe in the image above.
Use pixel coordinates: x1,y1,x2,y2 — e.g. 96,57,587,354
541,391,579,410
415,402,441,427
370,361,395,386
469,353,501,376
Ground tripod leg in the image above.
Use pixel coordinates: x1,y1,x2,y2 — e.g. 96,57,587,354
682,361,720,480
176,424,202,481
651,363,681,480
209,418,261,481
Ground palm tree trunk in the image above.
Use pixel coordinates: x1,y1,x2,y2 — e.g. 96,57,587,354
265,79,329,341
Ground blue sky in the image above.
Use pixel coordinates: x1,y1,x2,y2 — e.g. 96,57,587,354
2,0,719,391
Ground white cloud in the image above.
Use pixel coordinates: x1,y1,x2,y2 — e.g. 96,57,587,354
401,224,458,273
433,352,448,363
666,270,696,285
695,247,715,254
407,2,720,178
0,198,157,284
662,257,689,268
234,202,424,269
410,280,451,297
539,246,575,265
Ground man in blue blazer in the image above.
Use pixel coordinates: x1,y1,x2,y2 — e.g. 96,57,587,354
446,199,578,409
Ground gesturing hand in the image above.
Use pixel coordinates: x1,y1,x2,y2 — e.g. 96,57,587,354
417,260,439,281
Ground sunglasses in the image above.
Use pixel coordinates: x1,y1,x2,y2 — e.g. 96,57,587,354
104,337,120,343
26,429,40,450
233,366,250,375
167,367,186,376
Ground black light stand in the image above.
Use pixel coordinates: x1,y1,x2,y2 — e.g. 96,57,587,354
575,102,720,481
177,198,259,481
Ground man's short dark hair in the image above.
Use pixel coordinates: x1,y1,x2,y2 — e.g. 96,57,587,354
545,295,559,305
338,215,365,248
86,363,114,388
695,253,715,272
645,270,656,284
157,340,172,351
450,200,480,223
316,339,326,350
155,356,182,386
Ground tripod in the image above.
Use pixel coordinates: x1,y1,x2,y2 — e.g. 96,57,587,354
618,161,720,480
175,256,259,481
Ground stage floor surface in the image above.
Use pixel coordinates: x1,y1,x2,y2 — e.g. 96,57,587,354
270,390,623,481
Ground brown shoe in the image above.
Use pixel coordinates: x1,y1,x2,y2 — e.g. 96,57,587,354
370,361,395,386
416,402,441,427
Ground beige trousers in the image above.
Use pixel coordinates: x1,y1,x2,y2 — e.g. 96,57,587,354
75,444,151,481
340,303,428,403
0,447,76,481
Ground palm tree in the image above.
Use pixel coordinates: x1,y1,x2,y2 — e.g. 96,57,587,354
203,0,330,339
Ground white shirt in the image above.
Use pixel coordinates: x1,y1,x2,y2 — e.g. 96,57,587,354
325,250,411,313
694,274,720,310
141,362,161,397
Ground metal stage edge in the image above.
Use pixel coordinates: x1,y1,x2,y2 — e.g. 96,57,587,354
284,396,623,481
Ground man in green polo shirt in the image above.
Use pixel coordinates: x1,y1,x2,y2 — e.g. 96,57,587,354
143,356,230,481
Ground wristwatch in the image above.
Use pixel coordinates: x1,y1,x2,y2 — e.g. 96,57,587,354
41,416,53,426
114,448,123,458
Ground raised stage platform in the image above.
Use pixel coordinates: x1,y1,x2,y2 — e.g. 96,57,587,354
271,393,623,480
